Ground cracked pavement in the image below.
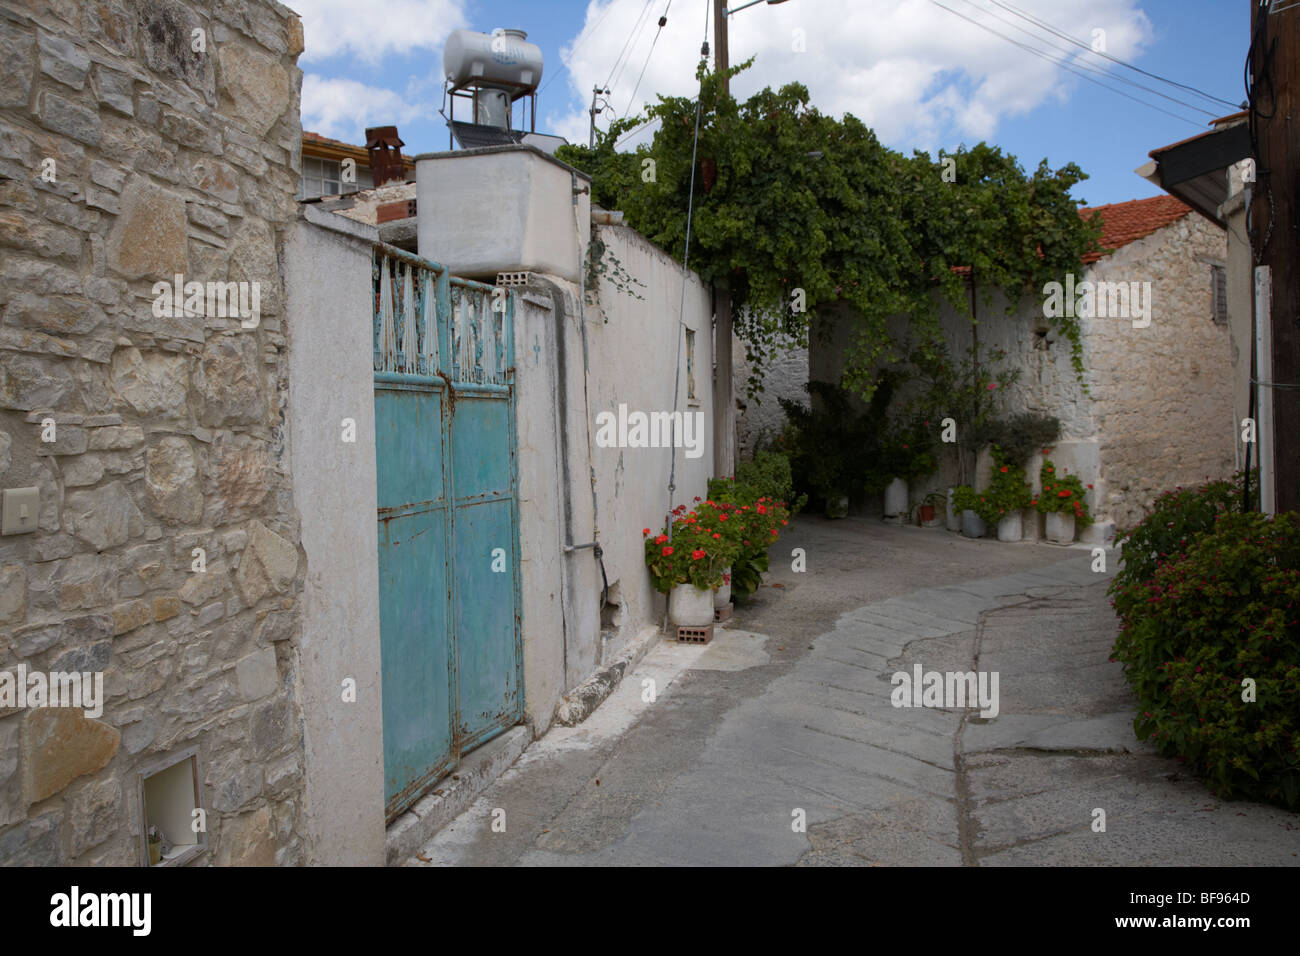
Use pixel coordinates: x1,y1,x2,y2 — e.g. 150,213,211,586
409,516,1300,866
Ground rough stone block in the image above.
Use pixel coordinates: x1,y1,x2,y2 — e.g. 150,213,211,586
153,595,180,622
196,334,266,427
0,21,35,108
65,481,143,551
22,708,120,804
91,66,134,116
104,175,186,280
136,0,213,95
235,520,297,606
145,436,202,522
37,90,102,145
5,293,106,335
113,599,153,636
0,809,64,864
38,30,90,90
235,645,278,701
178,561,230,606
0,563,26,625
217,43,290,136
87,424,144,450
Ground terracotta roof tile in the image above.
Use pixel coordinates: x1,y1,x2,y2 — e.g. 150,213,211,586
1078,195,1193,263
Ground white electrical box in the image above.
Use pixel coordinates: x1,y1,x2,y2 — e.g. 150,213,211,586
1,486,38,535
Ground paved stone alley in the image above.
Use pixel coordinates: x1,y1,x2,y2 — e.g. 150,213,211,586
409,517,1300,866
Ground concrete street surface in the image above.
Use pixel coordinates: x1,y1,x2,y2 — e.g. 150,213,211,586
409,515,1300,866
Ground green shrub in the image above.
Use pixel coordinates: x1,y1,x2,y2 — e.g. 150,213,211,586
1109,473,1248,615
778,380,881,503
970,413,1061,470
733,449,807,516
1109,512,1300,809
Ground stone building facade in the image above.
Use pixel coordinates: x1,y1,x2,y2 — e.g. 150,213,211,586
1,0,307,865
748,197,1235,536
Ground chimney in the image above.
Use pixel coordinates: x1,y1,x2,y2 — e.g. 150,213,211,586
364,125,406,187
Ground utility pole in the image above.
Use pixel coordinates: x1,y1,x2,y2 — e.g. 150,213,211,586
712,2,734,478
1249,0,1298,513
588,86,609,148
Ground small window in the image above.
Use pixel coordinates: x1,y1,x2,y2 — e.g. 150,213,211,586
686,329,696,403
299,157,355,199
1211,264,1228,325
138,748,206,866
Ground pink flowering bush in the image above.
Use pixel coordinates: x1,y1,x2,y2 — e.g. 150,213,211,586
1109,510,1300,809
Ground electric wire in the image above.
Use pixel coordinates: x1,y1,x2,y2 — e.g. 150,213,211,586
609,1,660,96
538,0,618,95
605,0,657,94
927,0,1206,128
954,0,1221,117
624,0,672,117
985,0,1241,111
665,0,711,525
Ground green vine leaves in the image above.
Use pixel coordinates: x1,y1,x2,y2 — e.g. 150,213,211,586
557,60,1101,403
584,228,646,314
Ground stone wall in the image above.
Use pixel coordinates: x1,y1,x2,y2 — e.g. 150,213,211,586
0,0,306,865
803,211,1234,533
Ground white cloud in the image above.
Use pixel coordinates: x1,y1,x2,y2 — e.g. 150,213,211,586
291,0,469,64
301,74,435,141
543,0,1154,154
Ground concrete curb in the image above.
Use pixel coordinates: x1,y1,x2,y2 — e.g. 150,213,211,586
553,626,662,727
385,725,532,866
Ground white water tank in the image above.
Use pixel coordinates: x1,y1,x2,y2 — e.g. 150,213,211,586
443,29,543,92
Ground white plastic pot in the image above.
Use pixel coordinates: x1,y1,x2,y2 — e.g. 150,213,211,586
714,569,732,609
961,509,987,538
1045,511,1076,545
669,583,715,626
996,511,1022,542
946,488,962,532
883,477,908,523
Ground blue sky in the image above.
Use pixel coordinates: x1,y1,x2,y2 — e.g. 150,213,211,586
295,0,1244,208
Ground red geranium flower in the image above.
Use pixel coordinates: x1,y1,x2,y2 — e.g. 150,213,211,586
642,528,651,536
691,549,706,560
662,546,674,556
1000,466,1008,473
654,534,668,545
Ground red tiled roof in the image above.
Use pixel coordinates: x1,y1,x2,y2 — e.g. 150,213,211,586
1078,195,1193,263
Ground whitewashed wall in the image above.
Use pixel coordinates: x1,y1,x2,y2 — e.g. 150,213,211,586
512,222,713,733
799,213,1232,535
283,207,385,865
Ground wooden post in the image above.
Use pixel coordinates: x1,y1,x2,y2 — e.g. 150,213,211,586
712,3,735,476
1250,0,1299,512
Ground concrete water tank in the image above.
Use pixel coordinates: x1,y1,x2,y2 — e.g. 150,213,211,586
443,29,543,92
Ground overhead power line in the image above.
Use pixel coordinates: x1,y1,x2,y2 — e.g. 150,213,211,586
954,0,1220,118
624,0,672,116
984,0,1240,111
926,0,1208,128
538,0,619,95
604,0,657,93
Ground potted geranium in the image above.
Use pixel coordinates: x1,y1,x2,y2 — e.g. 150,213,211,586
985,450,1033,542
1034,459,1093,544
645,502,738,625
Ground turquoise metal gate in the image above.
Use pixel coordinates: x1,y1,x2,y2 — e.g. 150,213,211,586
372,244,523,822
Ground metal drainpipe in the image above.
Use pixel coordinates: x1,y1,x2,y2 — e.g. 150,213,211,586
563,172,609,650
